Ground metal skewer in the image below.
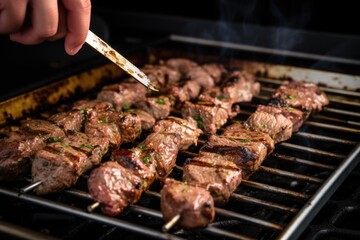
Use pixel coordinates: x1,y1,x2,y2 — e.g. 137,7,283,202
87,201,100,212
19,180,43,194
162,214,181,233
85,30,158,92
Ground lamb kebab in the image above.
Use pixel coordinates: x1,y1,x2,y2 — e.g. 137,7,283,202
160,79,329,231
87,116,202,216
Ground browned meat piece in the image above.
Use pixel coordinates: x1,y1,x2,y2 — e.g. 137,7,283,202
200,134,268,172
87,161,142,216
32,141,89,195
165,58,198,75
127,109,156,130
141,64,181,92
62,131,109,168
153,116,203,150
117,112,142,143
257,104,304,132
202,63,228,84
183,155,242,204
222,121,275,155
72,99,115,112
160,178,215,229
272,80,329,112
221,70,260,103
48,109,85,133
135,96,171,120
111,147,157,191
85,118,121,149
144,132,181,179
0,119,66,181
96,82,147,111
169,80,202,104
181,101,229,134
246,110,293,143
198,87,240,119
186,66,215,89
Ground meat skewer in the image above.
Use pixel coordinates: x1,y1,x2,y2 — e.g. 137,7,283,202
160,79,329,231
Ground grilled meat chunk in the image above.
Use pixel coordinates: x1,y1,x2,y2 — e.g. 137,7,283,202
117,112,142,143
222,121,275,155
143,132,181,179
165,58,198,75
202,63,228,84
127,109,156,130
246,110,293,143
186,66,215,89
48,109,85,133
200,134,269,172
257,104,304,133
87,161,143,216
168,80,202,104
153,116,203,150
141,64,181,92
0,119,66,181
160,178,215,229
221,70,260,103
272,80,329,112
96,82,147,111
181,101,230,134
183,154,242,204
135,95,171,120
111,147,157,191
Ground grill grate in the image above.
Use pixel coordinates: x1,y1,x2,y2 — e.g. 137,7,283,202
0,56,359,240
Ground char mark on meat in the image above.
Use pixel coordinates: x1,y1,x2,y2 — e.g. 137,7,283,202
160,178,215,229
135,95,171,120
127,109,156,131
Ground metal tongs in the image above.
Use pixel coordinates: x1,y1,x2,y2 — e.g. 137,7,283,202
85,30,158,92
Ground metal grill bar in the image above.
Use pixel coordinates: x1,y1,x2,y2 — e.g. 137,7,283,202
304,121,360,133
279,142,346,159
294,132,357,145
204,226,255,240
258,166,323,184
271,153,335,171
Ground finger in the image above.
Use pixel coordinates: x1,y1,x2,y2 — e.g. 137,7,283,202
62,0,92,55
0,0,28,33
47,1,67,42
10,0,59,45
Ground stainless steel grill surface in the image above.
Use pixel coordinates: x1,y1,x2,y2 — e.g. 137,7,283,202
0,37,359,240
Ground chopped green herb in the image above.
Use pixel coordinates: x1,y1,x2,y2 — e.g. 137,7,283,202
80,144,94,149
47,137,61,143
286,107,295,111
287,95,296,99
97,116,108,124
122,103,131,111
194,115,205,131
142,153,152,164
155,97,165,105
139,144,148,151
261,124,268,129
239,139,251,142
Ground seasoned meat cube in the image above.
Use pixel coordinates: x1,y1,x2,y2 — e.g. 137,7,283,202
144,132,181,179
198,87,240,119
222,121,275,155
135,96,171,120
49,109,85,133
221,70,260,103
187,66,215,89
96,82,147,111
32,142,89,195
153,116,203,150
257,104,304,132
141,64,181,91
111,147,157,191
160,178,215,229
165,58,198,75
169,80,201,104
127,109,156,130
183,157,242,204
63,131,109,168
200,134,268,172
87,161,143,216
0,119,65,181
181,101,229,134
202,63,227,84
85,120,121,149
72,99,115,112
246,110,293,143
118,112,142,143
272,80,329,112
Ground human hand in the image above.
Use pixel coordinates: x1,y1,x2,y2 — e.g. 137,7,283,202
0,0,91,55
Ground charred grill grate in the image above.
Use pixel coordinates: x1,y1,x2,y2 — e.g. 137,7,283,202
0,54,359,240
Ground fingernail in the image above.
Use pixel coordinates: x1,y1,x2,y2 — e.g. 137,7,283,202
69,45,82,55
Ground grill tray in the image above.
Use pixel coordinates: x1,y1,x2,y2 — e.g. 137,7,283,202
0,37,359,240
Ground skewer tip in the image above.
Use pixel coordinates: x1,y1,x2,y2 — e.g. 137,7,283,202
19,180,43,195
148,83,159,92
162,214,181,233
87,201,100,213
